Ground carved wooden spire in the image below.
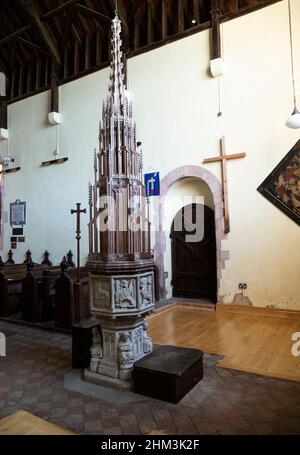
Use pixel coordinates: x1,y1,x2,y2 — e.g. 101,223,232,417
88,15,151,263
109,15,126,113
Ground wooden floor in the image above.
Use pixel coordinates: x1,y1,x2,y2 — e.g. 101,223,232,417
147,305,300,383
0,411,74,435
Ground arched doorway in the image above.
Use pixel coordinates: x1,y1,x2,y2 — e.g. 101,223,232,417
170,203,217,302
155,165,229,302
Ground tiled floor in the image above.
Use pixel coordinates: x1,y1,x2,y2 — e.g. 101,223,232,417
0,321,300,435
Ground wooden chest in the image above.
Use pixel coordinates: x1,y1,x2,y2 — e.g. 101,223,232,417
72,319,100,369
133,345,203,403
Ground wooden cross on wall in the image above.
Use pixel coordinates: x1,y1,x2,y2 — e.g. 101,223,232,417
203,136,246,234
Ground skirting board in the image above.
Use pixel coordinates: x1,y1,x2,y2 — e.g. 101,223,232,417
217,303,300,321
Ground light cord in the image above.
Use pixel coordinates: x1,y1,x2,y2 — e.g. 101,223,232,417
288,0,297,107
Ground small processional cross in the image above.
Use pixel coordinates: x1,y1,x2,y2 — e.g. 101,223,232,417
71,203,87,283
203,136,246,234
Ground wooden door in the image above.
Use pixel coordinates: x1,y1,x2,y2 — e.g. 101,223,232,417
171,204,217,302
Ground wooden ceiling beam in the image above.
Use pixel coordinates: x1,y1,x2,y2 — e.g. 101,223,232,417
9,41,18,70
0,94,8,129
98,0,111,17
63,4,77,46
147,0,154,44
193,0,200,23
85,0,105,34
75,4,110,22
17,37,48,55
41,0,79,21
20,0,61,65
178,0,185,33
0,58,8,75
0,24,33,46
211,0,221,59
162,0,168,40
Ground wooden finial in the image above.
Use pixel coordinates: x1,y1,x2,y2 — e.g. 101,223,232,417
67,250,75,267
60,256,68,275
42,250,52,267
24,249,32,265
26,258,34,275
6,249,15,265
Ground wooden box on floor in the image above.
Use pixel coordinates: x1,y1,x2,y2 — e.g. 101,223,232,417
133,345,203,404
72,319,99,369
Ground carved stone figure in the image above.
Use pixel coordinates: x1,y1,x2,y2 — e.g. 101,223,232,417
90,326,103,373
143,322,153,354
114,279,136,308
139,275,153,307
117,332,133,369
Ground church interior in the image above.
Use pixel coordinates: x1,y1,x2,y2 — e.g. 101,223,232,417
0,0,300,437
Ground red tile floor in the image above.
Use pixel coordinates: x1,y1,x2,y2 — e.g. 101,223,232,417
0,321,300,435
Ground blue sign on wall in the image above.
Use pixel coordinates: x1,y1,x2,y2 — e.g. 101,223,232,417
144,172,160,197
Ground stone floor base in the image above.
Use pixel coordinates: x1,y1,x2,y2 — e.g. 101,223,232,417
84,369,133,391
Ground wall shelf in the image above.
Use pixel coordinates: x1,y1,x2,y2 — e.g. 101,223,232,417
0,167,21,175
41,157,68,167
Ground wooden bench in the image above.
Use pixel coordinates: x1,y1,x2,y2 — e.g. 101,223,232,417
0,262,89,324
21,266,89,324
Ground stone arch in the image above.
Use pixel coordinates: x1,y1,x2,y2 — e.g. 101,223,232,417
154,165,228,302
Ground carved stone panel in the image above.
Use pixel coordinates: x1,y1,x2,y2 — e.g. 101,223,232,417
113,278,137,310
138,273,154,310
133,326,144,359
103,331,116,359
90,272,154,317
90,276,112,313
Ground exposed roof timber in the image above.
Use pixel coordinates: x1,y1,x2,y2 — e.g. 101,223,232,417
76,4,110,22
20,0,61,65
193,0,200,23
85,0,105,33
0,24,33,46
41,0,79,21
17,36,48,55
0,57,8,74
97,0,110,16
9,41,18,70
63,4,77,46
1,0,283,104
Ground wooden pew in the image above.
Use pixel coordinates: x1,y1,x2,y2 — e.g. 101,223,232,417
1,264,51,318
55,259,90,329
21,265,88,324
0,250,86,321
0,270,23,317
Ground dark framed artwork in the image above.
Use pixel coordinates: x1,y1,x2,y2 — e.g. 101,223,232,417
257,140,300,226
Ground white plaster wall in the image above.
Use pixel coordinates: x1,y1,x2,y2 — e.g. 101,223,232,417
0,0,299,309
